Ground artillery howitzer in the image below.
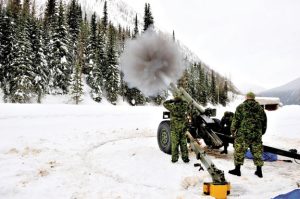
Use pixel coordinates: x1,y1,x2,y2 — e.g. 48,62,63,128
157,82,300,160
157,82,300,198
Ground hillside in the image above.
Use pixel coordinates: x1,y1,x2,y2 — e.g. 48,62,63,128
0,0,235,105
259,77,300,105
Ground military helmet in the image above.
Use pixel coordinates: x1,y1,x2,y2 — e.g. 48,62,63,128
246,92,255,99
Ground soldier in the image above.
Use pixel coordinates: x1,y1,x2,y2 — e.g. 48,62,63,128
163,95,189,163
229,92,267,178
220,111,234,154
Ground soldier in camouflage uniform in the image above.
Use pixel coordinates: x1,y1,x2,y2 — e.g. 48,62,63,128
220,111,234,154
229,92,267,178
163,96,189,163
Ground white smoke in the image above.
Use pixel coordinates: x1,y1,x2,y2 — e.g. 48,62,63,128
120,28,185,96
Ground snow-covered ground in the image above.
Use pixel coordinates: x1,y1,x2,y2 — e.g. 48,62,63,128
0,100,300,199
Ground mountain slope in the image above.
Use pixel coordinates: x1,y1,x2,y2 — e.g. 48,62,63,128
33,0,201,63
259,77,300,105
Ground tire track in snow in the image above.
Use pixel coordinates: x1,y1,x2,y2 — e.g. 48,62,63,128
82,135,167,192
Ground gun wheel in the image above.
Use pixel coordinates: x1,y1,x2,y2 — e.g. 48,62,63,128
157,120,171,155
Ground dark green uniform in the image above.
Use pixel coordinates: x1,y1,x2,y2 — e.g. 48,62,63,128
231,99,267,166
163,98,189,162
220,111,234,153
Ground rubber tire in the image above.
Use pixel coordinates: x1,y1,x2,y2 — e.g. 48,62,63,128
157,120,171,155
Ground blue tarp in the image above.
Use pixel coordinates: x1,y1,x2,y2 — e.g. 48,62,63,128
245,149,278,162
273,189,300,199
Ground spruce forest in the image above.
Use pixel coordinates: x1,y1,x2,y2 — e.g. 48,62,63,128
0,0,232,106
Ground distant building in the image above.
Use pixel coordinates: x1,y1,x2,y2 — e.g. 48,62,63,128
256,97,281,111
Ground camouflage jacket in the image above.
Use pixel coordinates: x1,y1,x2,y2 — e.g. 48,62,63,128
231,99,267,140
163,99,188,121
221,111,234,135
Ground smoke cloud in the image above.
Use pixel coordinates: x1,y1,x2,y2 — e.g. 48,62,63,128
120,28,185,96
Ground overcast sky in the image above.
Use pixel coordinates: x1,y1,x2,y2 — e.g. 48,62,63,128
125,0,300,90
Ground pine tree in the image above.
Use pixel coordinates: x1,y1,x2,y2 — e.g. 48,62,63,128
86,13,104,102
50,0,72,94
133,14,139,38
219,80,228,106
67,0,81,43
85,13,97,75
197,63,207,106
210,70,217,105
0,8,15,100
187,63,197,99
143,3,154,31
0,0,3,14
172,30,175,42
70,13,87,104
29,3,48,102
67,0,82,71
101,1,108,32
177,69,188,90
44,0,57,29
9,1,35,103
105,23,119,104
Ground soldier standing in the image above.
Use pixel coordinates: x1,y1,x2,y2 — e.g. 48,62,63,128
229,92,267,178
220,111,234,154
163,96,189,163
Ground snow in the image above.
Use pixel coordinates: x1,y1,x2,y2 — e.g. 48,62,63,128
0,97,300,199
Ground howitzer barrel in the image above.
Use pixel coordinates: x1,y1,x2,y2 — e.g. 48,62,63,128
169,82,205,114
158,72,205,114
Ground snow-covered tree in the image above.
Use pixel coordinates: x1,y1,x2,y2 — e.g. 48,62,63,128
210,70,217,105
105,23,119,104
50,0,72,94
29,4,48,102
9,5,35,103
70,60,83,104
133,14,139,38
143,3,154,31
101,1,108,32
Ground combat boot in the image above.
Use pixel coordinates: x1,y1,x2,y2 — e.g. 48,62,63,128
183,158,190,163
254,166,263,178
228,165,241,176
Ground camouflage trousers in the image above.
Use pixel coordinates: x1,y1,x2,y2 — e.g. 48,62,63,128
170,120,189,162
234,136,264,166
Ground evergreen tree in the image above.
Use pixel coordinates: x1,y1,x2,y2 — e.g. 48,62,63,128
67,0,81,43
67,0,82,70
133,14,139,38
70,13,87,104
86,13,104,102
85,13,97,75
101,1,108,32
172,30,175,42
219,80,228,106
44,0,57,29
9,2,35,103
80,12,89,74
187,63,197,99
50,0,72,94
210,70,217,105
0,8,15,101
0,0,3,14
29,3,48,102
143,3,154,31
197,63,207,106
105,23,119,104
177,69,188,90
